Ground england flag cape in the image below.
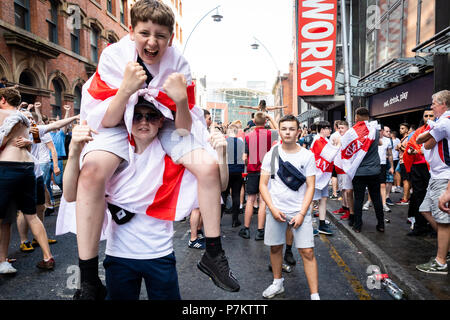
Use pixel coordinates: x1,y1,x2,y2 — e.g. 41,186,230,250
56,35,211,238
310,136,339,190
339,120,379,179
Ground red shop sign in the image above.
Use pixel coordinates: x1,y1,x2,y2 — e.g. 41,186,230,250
297,0,337,96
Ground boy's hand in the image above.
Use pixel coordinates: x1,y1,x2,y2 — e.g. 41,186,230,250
163,73,187,105
290,213,305,229
120,62,147,95
29,126,39,135
63,105,71,111
271,207,286,222
209,130,227,153
34,102,41,109
27,104,34,111
71,120,98,151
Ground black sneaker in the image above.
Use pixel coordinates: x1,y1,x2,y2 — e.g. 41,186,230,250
44,207,54,217
255,229,264,241
318,224,333,235
238,227,250,239
284,250,296,266
197,251,240,292
348,214,355,227
73,281,107,300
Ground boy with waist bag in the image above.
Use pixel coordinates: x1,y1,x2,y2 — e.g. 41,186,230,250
259,115,320,300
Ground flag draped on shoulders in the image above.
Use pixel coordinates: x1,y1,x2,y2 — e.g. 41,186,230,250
311,136,339,190
403,124,430,173
339,121,378,179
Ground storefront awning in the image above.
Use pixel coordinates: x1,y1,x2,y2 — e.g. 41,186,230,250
296,108,323,122
412,26,450,54
353,56,433,97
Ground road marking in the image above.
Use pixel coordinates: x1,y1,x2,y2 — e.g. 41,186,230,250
320,234,372,300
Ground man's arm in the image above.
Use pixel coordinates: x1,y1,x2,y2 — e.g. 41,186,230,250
416,131,432,145
266,106,288,111
62,105,71,134
266,114,277,129
44,115,79,133
46,140,60,177
239,105,258,110
33,102,44,124
387,148,394,174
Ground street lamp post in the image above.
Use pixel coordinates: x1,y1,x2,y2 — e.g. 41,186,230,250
182,5,223,55
250,37,284,109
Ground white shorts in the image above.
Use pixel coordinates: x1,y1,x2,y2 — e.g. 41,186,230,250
313,185,328,200
338,174,353,190
419,178,450,224
81,125,130,164
264,208,314,249
158,118,203,163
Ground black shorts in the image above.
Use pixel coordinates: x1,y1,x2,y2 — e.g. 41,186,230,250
246,172,261,195
0,161,36,218
399,163,410,181
332,166,337,177
379,164,387,183
36,175,45,206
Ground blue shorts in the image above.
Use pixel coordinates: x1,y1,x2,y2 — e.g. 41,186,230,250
103,252,181,300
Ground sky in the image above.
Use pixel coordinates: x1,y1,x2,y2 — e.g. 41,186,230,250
181,0,295,92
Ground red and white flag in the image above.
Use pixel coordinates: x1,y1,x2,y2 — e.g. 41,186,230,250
339,121,378,179
311,136,339,189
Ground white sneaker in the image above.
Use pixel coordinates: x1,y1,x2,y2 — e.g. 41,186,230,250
362,201,371,211
0,261,17,274
383,204,391,212
262,282,284,299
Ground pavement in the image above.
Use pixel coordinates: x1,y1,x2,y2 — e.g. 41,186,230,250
326,190,450,300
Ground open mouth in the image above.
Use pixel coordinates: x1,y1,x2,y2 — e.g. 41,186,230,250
144,48,158,58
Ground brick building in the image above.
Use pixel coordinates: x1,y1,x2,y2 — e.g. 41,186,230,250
0,0,184,118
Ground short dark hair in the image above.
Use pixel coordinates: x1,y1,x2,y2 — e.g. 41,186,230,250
355,107,369,117
203,109,210,118
310,122,317,132
399,122,410,130
339,120,349,127
1,77,7,82
316,120,331,132
130,0,175,33
278,114,299,129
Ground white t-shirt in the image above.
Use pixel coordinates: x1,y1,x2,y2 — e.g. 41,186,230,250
105,213,173,260
392,137,400,160
261,146,316,213
378,136,392,165
29,126,52,177
426,110,450,180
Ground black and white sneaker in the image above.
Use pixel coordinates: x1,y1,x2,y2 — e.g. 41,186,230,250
188,238,205,250
197,251,240,292
73,281,107,300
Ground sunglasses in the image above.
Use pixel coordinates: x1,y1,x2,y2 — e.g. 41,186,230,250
423,115,434,118
133,112,161,123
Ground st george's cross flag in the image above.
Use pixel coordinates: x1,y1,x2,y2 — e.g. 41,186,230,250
338,121,379,179
403,124,430,173
310,136,340,190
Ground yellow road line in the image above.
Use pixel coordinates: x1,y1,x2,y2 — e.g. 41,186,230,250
320,234,372,300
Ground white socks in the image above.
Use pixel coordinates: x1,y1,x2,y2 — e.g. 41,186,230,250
311,293,320,300
273,278,284,287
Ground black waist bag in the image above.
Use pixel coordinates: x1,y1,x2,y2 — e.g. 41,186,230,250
107,202,135,225
270,145,307,191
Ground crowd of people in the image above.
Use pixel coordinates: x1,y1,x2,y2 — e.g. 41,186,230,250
0,0,449,302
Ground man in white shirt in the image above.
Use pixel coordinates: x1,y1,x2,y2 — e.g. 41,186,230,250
259,115,319,300
391,131,401,192
415,90,450,275
329,120,341,199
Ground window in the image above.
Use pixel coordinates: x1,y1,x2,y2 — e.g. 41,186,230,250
71,28,80,54
120,1,126,24
107,0,113,14
74,86,82,115
14,0,30,31
91,29,99,63
365,30,376,74
19,70,34,87
388,3,402,61
51,79,62,119
47,0,58,44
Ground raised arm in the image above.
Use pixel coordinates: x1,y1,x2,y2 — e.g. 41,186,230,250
266,105,288,111
163,73,191,134
33,102,44,124
44,115,80,134
239,105,258,110
63,120,97,202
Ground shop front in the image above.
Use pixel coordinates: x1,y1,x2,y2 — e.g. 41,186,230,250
368,72,434,132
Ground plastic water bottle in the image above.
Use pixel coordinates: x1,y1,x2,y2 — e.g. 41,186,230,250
382,278,404,300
